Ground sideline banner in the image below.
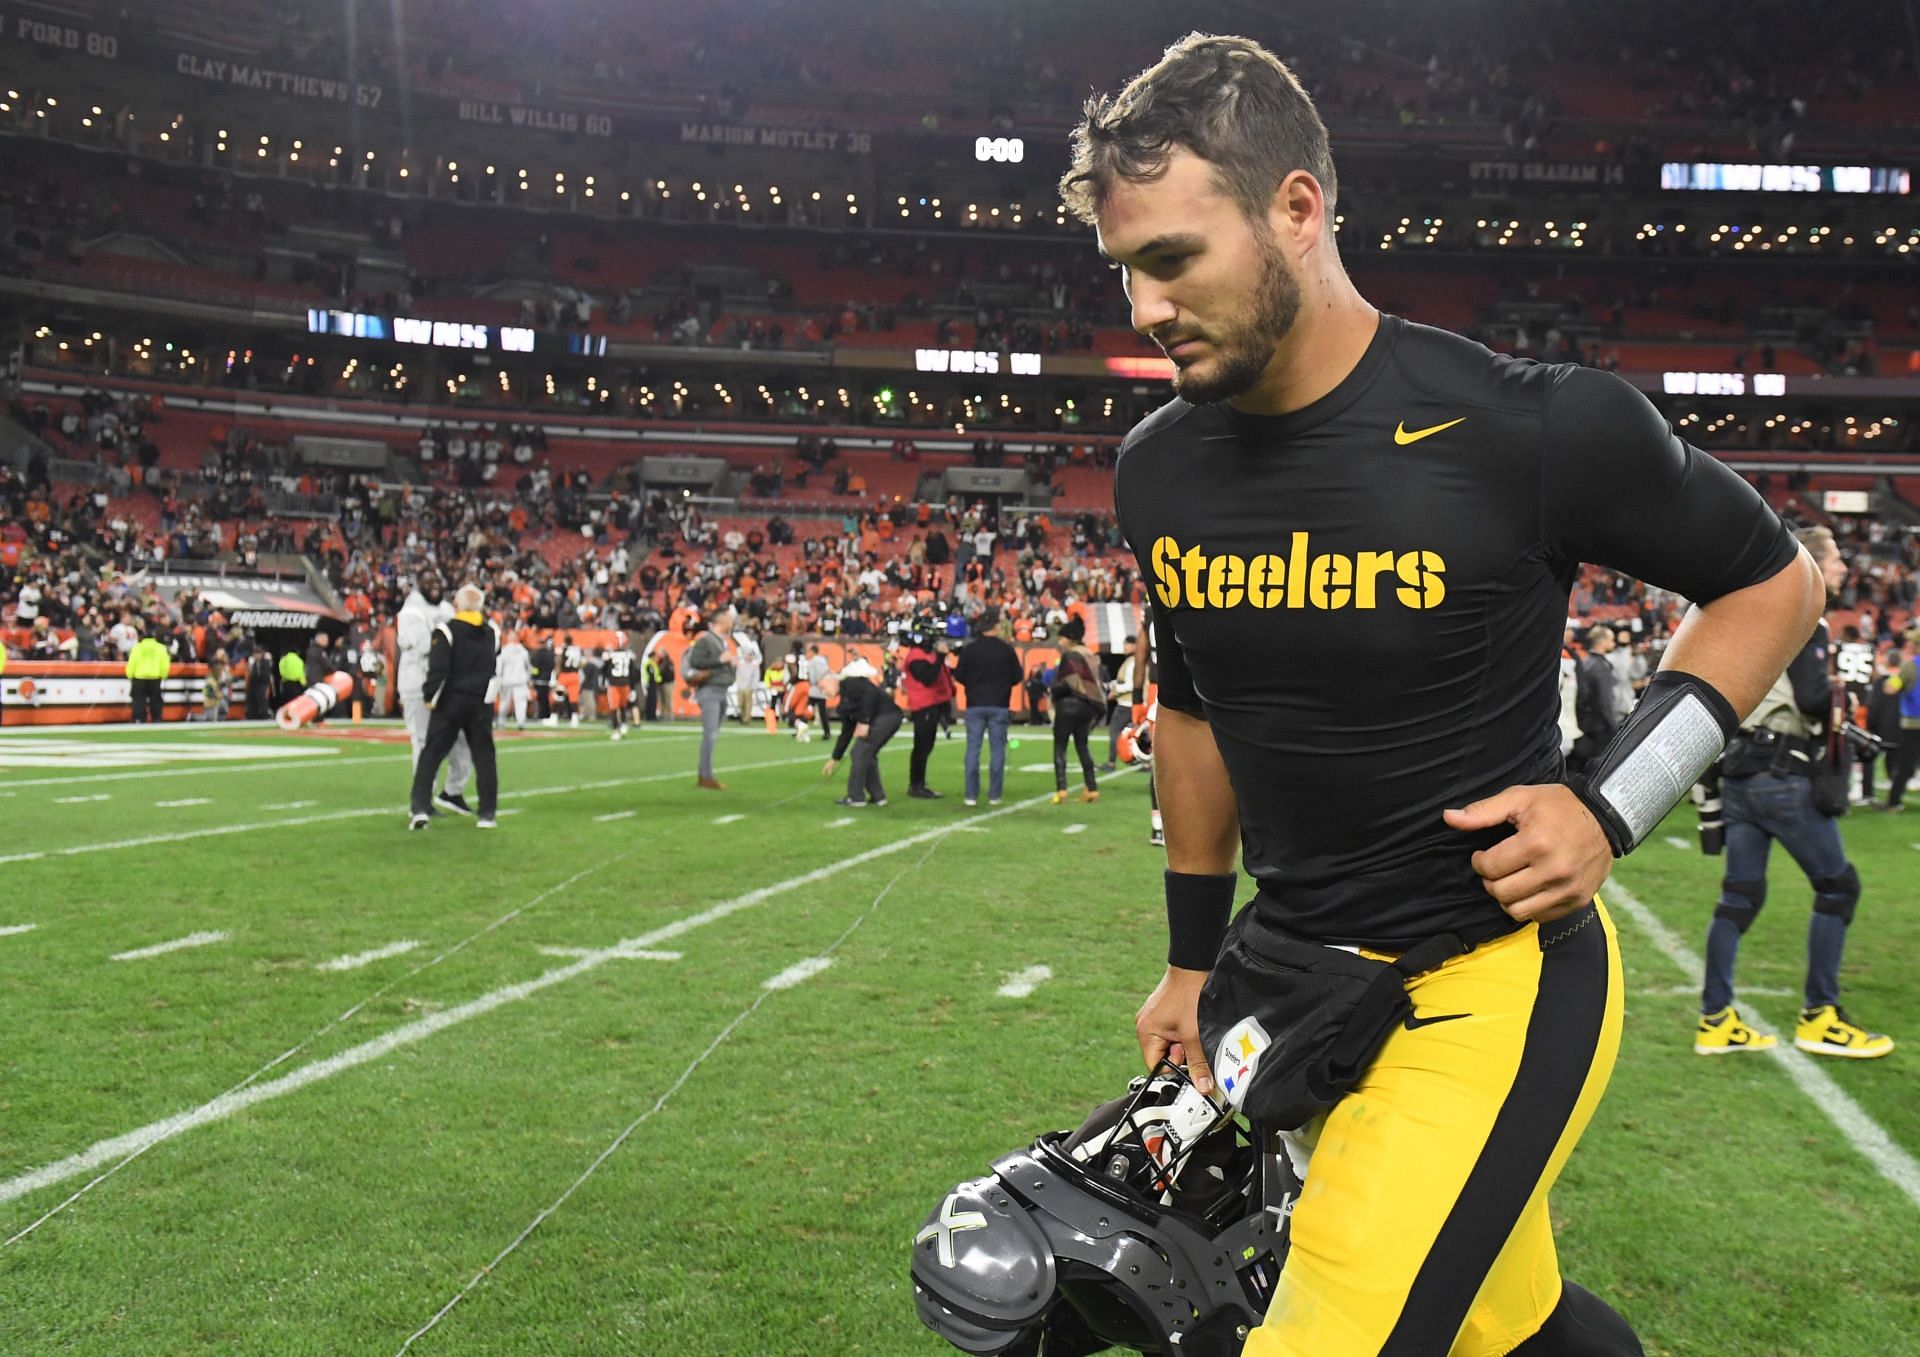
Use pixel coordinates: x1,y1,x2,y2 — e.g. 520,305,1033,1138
0,661,243,725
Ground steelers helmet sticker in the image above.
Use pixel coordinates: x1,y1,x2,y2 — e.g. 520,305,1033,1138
1214,1017,1270,1113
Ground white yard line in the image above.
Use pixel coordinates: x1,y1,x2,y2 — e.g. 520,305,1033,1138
391,833,950,1355
155,798,211,809
1062,823,1087,835
534,945,680,962
0,924,38,938
316,941,422,973
713,814,746,825
262,800,317,811
52,794,110,804
0,792,1051,1216
763,957,834,990
1663,835,1692,851
997,965,1053,998
1608,877,1920,1211
592,810,637,822
2,847,646,1243
0,726,769,788
110,931,229,963
825,817,856,828
0,752,822,867
1641,983,1795,998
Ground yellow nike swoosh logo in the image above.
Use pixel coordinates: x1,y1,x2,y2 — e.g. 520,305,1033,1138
1394,417,1466,445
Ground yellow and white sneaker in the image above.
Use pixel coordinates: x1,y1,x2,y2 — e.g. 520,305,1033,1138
1794,1006,1894,1059
1694,1007,1777,1055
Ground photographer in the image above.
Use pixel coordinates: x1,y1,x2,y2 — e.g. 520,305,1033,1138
1696,528,1893,1059
900,623,954,799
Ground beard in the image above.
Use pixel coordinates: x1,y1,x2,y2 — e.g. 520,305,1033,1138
1168,230,1302,406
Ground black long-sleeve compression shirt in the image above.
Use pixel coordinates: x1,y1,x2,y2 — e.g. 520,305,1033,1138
1116,315,1797,948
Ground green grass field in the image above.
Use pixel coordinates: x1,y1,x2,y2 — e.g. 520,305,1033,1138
1,720,1917,1356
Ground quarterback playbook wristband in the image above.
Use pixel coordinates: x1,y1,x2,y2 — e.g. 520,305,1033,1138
1165,870,1236,971
1571,670,1739,858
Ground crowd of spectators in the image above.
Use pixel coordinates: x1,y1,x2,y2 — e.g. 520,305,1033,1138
1,415,1151,679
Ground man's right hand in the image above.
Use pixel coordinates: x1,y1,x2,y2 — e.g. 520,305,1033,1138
1135,966,1215,1095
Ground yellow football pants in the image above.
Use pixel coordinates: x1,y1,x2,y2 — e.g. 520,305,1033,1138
1244,899,1625,1357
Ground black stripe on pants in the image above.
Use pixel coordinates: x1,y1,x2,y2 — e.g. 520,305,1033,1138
1379,906,1614,1354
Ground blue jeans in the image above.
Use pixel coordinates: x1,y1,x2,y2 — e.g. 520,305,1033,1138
963,706,1011,803
1703,772,1854,1013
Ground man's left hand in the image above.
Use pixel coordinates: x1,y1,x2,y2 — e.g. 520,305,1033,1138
1443,784,1611,924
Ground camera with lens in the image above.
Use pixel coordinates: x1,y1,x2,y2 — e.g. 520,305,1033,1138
1691,763,1724,855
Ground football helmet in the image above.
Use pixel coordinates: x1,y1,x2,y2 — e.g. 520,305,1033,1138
912,1062,1299,1356
1115,702,1157,769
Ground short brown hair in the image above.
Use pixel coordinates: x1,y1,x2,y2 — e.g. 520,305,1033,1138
1059,33,1337,227
1794,526,1834,552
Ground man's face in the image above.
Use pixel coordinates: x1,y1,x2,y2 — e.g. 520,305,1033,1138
1096,148,1303,406
1815,538,1847,596
419,573,443,605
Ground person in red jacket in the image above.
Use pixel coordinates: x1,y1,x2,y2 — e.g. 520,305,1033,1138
900,623,954,799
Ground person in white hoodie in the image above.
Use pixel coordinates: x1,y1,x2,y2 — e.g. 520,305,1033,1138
732,624,763,724
496,632,533,729
396,569,476,814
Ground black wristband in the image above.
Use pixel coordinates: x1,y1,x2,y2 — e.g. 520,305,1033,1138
1165,870,1236,971
1571,669,1739,858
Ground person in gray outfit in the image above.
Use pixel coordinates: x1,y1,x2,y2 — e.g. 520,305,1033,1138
682,607,737,790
